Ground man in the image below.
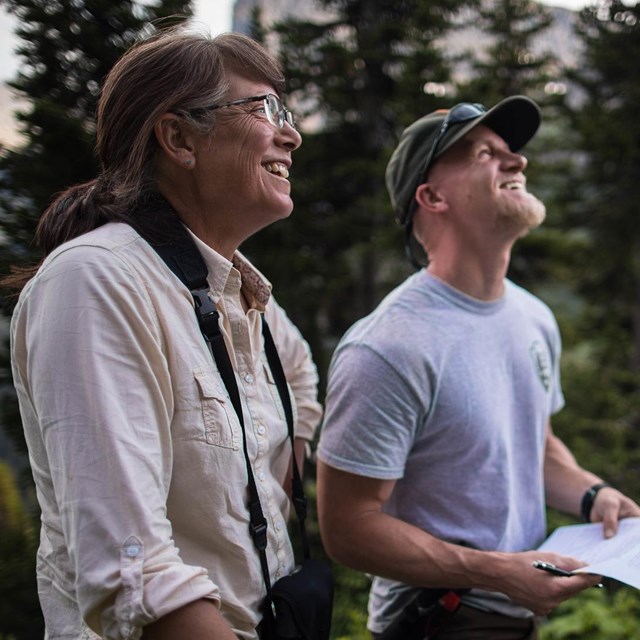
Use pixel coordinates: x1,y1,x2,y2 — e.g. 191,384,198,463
316,96,640,639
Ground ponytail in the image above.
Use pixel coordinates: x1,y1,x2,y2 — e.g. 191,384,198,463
35,179,121,256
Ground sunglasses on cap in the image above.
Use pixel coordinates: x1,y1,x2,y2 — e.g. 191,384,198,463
404,102,487,268
418,102,487,187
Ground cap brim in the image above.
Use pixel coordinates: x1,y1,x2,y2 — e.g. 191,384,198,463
436,95,541,159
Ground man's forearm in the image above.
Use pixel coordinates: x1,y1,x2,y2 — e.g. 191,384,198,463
316,461,602,615
543,422,601,515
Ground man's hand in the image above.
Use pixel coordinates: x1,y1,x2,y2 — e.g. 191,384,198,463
590,487,640,538
493,551,602,616
543,422,640,538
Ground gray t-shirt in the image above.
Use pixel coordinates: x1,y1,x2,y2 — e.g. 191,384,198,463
317,270,564,632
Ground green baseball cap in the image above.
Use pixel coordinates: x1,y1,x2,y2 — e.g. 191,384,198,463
386,95,541,226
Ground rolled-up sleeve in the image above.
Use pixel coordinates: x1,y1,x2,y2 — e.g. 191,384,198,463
12,245,218,639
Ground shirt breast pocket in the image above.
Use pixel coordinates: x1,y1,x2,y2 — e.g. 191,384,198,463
194,366,240,450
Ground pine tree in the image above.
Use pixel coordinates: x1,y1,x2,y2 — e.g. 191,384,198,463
568,0,640,369
458,0,556,105
0,0,192,279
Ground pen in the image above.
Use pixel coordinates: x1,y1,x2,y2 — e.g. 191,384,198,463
532,560,574,577
532,561,603,587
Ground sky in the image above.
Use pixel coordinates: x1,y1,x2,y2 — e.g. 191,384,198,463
193,0,235,35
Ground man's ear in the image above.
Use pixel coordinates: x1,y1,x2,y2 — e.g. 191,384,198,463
415,182,447,213
154,113,196,169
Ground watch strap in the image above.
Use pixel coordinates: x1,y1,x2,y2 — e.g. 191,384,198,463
580,482,611,522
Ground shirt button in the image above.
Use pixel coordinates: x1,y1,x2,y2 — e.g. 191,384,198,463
244,373,254,383
258,471,266,481
275,521,282,531
257,425,266,436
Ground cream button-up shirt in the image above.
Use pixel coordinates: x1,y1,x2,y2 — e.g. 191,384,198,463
10,223,323,639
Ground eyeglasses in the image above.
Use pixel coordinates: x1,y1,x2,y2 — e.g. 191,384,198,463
196,93,296,130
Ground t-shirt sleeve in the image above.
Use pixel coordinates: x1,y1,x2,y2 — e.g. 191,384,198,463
317,342,428,480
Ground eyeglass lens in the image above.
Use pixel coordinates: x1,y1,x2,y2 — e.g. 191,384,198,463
266,94,296,129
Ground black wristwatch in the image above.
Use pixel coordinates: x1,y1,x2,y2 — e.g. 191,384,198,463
580,482,611,522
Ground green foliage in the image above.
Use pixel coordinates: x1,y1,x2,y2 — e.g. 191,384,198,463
540,586,640,639
552,344,640,499
0,461,31,531
542,0,640,511
0,463,42,639
330,564,371,639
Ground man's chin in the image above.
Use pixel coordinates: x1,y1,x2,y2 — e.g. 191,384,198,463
501,197,546,233
526,202,547,230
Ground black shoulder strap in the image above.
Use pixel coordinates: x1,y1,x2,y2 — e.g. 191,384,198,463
261,319,310,558
138,217,310,600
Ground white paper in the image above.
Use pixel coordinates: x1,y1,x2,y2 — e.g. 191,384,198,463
537,517,640,589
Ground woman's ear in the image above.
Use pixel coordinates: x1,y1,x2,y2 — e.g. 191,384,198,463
415,182,447,213
154,113,196,169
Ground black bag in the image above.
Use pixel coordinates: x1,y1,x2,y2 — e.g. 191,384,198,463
270,558,334,640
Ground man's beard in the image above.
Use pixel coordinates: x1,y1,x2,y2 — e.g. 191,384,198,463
498,192,546,236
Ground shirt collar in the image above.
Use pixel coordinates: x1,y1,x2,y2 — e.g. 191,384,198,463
187,229,272,311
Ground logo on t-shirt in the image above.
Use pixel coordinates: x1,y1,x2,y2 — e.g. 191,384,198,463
530,340,551,392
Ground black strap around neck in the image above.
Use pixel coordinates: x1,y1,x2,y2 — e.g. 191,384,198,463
138,212,310,601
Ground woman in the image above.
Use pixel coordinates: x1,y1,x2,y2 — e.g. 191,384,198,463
8,27,322,640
